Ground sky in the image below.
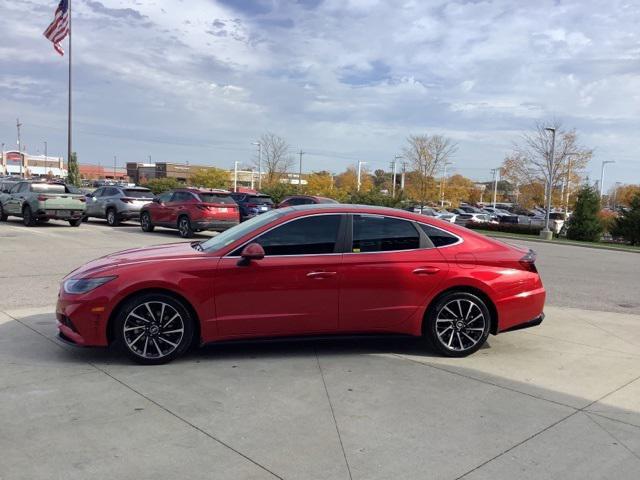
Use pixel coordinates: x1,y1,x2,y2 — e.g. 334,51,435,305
1,0,639,187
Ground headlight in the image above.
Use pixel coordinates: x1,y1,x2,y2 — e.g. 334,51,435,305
63,276,117,294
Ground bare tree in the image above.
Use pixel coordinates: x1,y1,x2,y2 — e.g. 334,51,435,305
403,134,457,208
254,132,294,185
503,121,592,208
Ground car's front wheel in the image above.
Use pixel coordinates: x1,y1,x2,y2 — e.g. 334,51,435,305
115,293,194,365
424,291,491,357
140,211,155,232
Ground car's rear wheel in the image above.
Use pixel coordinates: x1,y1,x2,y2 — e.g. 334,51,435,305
106,208,120,226
177,215,193,238
68,218,81,227
0,204,8,221
140,211,155,232
22,206,36,227
424,291,491,357
115,293,194,365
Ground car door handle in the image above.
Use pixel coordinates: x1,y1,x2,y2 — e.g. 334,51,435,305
307,271,337,279
413,266,441,275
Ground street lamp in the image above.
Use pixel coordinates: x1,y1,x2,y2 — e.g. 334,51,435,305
252,142,262,190
392,155,403,197
540,127,555,240
600,160,615,199
440,161,453,207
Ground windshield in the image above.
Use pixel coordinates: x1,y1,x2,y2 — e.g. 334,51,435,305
124,189,153,198
200,209,284,252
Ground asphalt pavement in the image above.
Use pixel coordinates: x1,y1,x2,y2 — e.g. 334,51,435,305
0,218,639,480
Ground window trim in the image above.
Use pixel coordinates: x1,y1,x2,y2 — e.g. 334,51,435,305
224,213,348,258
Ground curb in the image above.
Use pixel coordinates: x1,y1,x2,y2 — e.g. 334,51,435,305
483,233,640,254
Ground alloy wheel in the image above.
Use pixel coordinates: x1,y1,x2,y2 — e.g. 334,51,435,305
123,301,185,360
178,217,191,238
435,298,486,352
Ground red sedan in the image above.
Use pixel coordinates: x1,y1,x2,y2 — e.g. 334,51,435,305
57,204,545,364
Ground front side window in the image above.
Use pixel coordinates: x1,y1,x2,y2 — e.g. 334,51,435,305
158,192,173,203
235,214,342,256
352,215,420,253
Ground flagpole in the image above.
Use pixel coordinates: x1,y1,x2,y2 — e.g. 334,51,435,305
67,0,72,177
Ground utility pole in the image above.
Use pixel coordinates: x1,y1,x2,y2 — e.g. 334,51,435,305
233,161,239,192
16,118,23,178
44,141,48,176
440,161,452,207
1,142,4,173
113,155,117,179
252,142,262,190
297,149,305,191
540,127,555,239
490,167,500,208
357,160,367,191
392,155,402,197
600,160,615,200
400,161,408,191
250,169,255,190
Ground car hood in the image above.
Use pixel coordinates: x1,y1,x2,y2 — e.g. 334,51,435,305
66,242,204,279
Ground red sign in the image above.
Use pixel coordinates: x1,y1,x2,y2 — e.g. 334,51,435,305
5,152,23,165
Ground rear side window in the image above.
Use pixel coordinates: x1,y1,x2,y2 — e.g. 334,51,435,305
419,224,460,247
171,192,195,202
242,214,342,256
197,193,236,204
352,215,420,253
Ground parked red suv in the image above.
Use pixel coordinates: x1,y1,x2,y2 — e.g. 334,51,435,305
140,188,239,238
277,195,338,208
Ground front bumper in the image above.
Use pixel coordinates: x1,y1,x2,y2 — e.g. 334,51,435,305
56,293,111,347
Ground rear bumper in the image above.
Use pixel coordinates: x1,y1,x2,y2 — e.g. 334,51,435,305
495,286,546,333
38,209,84,220
193,219,239,231
499,313,544,333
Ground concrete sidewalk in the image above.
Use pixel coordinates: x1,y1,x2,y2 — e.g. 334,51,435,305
1,305,639,480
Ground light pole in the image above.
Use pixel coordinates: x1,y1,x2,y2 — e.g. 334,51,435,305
297,149,305,191
600,160,615,200
233,161,239,192
392,155,402,197
16,118,23,178
357,160,367,191
113,155,117,179
612,181,622,210
252,142,262,190
540,127,555,240
440,161,452,207
1,142,4,174
490,167,500,208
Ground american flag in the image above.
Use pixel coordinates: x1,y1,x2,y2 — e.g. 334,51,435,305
43,0,69,56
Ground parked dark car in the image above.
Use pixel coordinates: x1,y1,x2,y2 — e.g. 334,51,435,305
277,195,338,208
230,192,274,221
140,188,240,238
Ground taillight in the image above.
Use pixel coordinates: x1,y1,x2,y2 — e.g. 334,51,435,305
519,249,538,273
246,203,258,208
120,197,134,203
79,197,86,202
37,195,48,201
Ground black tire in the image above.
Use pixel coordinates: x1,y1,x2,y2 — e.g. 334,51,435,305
423,291,491,357
114,293,195,365
0,204,7,222
177,215,193,238
106,208,120,226
140,211,155,232
22,205,36,227
68,218,82,227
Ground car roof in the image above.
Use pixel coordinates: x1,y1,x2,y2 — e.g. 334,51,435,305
175,188,231,194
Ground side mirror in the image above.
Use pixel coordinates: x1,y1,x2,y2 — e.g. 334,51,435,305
238,243,265,266
152,197,160,203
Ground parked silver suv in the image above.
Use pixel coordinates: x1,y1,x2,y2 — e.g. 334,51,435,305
84,186,154,226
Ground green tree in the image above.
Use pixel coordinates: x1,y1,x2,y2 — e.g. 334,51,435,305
67,151,80,187
260,182,298,204
566,185,603,242
142,177,182,194
611,193,640,245
190,167,228,189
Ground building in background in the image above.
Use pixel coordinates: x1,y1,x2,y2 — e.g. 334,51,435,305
78,164,128,181
1,150,66,178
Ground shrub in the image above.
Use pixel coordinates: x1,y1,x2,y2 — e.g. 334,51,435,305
566,185,603,242
598,209,617,234
260,183,299,204
141,177,183,194
611,193,640,245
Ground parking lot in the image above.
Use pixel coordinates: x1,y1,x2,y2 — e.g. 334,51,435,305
1,218,639,479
